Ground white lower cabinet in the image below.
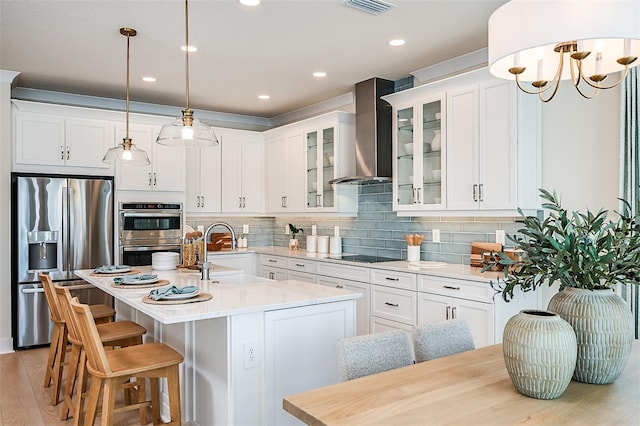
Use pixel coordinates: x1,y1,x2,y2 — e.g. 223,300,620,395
208,252,256,275
317,276,370,336
417,292,494,348
370,316,416,333
370,284,417,327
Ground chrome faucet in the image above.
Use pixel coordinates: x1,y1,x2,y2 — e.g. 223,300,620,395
204,222,237,260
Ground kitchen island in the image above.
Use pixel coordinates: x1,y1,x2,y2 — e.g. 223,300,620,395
76,266,359,426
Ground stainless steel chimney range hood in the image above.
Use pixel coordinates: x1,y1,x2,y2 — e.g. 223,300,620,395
330,78,395,185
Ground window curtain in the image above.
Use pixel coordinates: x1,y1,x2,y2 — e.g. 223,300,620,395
620,67,639,339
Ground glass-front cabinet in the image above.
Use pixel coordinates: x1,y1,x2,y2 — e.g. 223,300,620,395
304,112,358,214
393,96,445,211
306,127,336,209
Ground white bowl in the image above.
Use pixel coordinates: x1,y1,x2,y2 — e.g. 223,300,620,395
434,197,442,204
311,182,317,191
404,143,413,155
328,156,334,166
152,252,179,258
432,169,441,181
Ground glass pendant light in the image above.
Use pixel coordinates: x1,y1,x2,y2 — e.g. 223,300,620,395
156,0,218,147
103,28,151,166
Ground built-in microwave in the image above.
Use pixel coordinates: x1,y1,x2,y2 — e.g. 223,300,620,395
118,202,182,266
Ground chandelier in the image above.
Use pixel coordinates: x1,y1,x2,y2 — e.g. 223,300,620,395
488,0,640,102
156,0,218,146
102,28,151,166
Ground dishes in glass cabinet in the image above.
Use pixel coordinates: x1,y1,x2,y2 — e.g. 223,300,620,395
432,169,441,181
404,143,414,155
399,130,413,144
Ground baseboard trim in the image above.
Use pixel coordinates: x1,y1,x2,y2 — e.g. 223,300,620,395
0,338,14,354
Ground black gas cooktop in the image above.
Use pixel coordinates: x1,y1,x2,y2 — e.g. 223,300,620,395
324,254,399,263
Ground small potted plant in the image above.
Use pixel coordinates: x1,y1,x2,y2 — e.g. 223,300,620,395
288,223,303,250
485,188,640,384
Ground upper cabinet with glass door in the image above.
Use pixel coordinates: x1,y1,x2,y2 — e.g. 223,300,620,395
304,112,358,215
392,96,445,212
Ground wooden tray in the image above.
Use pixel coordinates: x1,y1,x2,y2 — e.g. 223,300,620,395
91,269,141,277
110,279,170,289
142,292,212,305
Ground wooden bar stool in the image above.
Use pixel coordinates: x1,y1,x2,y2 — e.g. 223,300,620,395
40,272,116,406
53,282,147,424
70,297,183,426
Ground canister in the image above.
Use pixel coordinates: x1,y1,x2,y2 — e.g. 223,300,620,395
317,236,329,254
330,237,342,254
306,235,317,253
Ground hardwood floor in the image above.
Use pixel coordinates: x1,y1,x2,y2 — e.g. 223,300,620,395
0,347,150,425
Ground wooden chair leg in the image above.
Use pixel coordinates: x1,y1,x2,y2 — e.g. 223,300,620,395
101,378,118,426
167,365,182,425
44,324,60,388
60,343,81,420
150,377,161,425
137,377,147,426
72,350,88,426
83,375,102,426
50,327,68,405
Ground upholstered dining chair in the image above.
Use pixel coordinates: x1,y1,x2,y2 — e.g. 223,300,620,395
39,272,116,406
412,319,475,362
337,329,414,381
70,296,183,426
53,282,147,424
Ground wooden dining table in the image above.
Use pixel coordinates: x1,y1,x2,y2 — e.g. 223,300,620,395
283,341,639,425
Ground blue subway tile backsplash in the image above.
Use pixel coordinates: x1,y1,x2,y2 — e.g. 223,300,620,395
187,183,522,265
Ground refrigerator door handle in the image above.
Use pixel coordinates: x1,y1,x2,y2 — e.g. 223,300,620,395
21,287,45,294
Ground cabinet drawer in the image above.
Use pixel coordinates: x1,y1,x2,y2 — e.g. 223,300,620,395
371,269,417,291
418,275,493,303
316,262,370,282
286,258,317,273
260,255,287,268
371,284,417,326
370,316,415,334
288,271,317,284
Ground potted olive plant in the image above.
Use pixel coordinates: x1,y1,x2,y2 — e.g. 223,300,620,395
486,189,639,384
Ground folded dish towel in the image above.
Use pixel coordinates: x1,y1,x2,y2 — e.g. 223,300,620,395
149,285,199,300
94,265,130,273
114,274,158,285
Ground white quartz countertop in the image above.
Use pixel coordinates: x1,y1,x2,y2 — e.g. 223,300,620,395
252,247,506,283
76,266,361,325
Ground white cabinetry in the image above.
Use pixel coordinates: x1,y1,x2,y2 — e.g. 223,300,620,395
265,130,305,213
446,80,538,211
13,101,114,173
369,269,418,332
416,274,530,348
220,129,264,213
304,113,357,214
383,69,541,216
258,254,371,335
185,144,221,213
392,96,446,211
115,122,185,192
207,252,256,275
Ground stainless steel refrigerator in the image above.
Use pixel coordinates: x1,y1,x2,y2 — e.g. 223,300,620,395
11,173,114,349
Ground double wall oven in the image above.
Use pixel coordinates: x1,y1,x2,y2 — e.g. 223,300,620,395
119,202,182,266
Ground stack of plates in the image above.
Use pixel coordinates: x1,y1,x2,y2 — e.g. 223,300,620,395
152,252,179,271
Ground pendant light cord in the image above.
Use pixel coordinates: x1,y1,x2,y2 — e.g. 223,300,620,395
126,30,131,140
184,0,190,111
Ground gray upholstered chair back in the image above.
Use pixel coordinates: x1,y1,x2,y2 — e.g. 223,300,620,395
413,319,475,362
337,329,414,381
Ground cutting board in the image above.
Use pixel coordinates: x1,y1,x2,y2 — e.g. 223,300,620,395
470,242,503,268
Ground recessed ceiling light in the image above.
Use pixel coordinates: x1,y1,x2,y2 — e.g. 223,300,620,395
388,39,406,47
239,0,260,6
313,71,327,78
142,76,157,82
180,45,198,52
258,94,270,100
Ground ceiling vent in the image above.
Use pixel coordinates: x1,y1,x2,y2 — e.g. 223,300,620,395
342,0,395,15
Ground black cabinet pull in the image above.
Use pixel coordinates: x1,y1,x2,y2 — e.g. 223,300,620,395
385,302,399,307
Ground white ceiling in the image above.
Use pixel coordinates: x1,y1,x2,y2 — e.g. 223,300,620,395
0,0,506,119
